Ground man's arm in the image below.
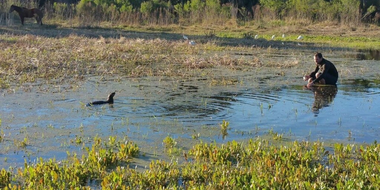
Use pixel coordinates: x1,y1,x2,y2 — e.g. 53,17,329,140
309,66,319,79
313,61,331,83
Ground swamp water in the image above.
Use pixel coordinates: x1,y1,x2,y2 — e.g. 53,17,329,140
0,49,379,170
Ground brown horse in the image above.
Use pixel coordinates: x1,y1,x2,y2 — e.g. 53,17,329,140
9,5,43,25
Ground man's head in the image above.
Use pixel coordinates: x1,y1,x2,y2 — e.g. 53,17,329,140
314,52,323,64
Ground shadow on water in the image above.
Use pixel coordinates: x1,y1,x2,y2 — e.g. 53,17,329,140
340,78,380,93
356,49,380,60
304,85,338,116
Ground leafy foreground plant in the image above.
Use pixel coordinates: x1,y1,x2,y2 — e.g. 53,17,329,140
4,136,139,189
2,138,380,189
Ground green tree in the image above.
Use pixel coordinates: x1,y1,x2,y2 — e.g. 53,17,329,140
260,0,287,18
337,0,360,23
140,0,167,14
116,0,133,12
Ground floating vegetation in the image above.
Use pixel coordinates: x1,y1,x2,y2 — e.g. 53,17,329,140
13,137,29,148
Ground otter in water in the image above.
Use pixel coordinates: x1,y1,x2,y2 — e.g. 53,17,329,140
86,92,115,106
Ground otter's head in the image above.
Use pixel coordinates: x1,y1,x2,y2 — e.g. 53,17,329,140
107,92,116,103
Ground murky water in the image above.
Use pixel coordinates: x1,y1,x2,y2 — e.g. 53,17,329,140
1,49,379,169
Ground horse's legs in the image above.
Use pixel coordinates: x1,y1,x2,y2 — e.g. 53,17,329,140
17,13,24,25
34,14,43,25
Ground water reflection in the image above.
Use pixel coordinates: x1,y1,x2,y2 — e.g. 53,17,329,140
340,78,380,93
305,85,338,116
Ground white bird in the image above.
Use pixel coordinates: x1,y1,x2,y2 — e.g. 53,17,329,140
254,34,259,39
271,35,276,40
297,35,303,40
189,40,196,45
183,34,188,40
282,34,285,38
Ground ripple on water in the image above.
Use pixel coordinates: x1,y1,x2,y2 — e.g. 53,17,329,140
1,55,380,170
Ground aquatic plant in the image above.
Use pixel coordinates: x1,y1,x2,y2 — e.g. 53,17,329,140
163,136,181,155
0,129,3,142
268,128,283,140
220,120,229,139
74,135,83,145
191,133,200,140
1,136,380,189
163,136,177,148
7,136,139,189
14,137,29,148
0,169,10,188
100,160,180,189
183,140,326,188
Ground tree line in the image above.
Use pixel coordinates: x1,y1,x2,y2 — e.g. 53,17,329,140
3,0,380,25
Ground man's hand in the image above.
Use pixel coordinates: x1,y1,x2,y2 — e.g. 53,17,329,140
307,82,314,88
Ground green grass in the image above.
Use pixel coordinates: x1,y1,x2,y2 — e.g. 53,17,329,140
299,35,380,50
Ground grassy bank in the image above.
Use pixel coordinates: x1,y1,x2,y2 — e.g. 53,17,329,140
0,22,379,89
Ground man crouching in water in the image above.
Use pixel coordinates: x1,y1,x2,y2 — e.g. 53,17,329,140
304,52,338,88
